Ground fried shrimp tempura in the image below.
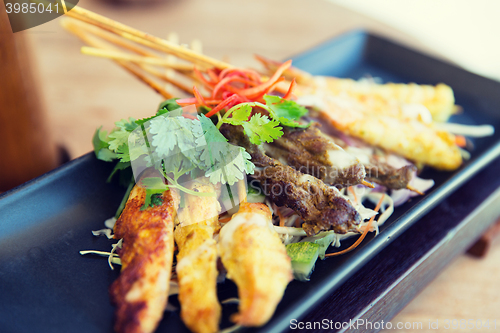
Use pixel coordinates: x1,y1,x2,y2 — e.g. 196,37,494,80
219,202,293,326
174,180,221,333
110,182,179,333
292,82,462,170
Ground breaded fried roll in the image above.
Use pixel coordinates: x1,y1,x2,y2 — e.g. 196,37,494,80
174,179,221,333
110,182,179,333
219,202,293,326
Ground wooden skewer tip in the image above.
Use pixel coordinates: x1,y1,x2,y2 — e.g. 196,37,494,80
361,180,375,188
406,185,424,196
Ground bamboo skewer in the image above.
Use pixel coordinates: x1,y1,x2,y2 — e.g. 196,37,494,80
60,7,236,98
140,65,193,94
164,33,181,95
406,185,425,196
64,18,200,95
81,47,194,71
63,18,195,95
62,6,286,98
64,6,232,70
61,19,173,99
361,180,375,189
72,20,160,58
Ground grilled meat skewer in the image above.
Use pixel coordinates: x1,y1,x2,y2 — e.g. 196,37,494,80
220,124,361,236
267,124,417,190
364,160,417,190
265,124,366,188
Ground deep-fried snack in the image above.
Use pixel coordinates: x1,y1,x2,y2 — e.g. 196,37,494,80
219,202,293,326
110,182,179,333
304,94,462,171
174,180,221,333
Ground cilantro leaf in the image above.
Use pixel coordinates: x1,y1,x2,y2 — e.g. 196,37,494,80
158,98,181,112
115,146,131,163
148,115,200,180
242,113,283,145
115,117,138,132
224,104,252,126
93,118,139,164
135,99,181,126
92,127,111,158
135,109,170,126
108,130,130,151
264,95,309,128
140,177,168,210
198,115,227,143
97,148,117,162
205,147,254,185
149,116,196,159
241,148,255,174
197,115,229,169
95,103,257,196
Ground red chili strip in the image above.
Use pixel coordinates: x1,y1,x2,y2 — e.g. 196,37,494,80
282,78,296,100
219,68,262,82
193,86,207,106
247,77,285,100
204,99,223,105
236,60,292,97
212,76,257,99
205,95,239,118
207,69,220,83
176,97,197,106
193,67,215,87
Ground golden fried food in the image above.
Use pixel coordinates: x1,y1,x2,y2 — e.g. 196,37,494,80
318,100,462,170
257,55,456,122
218,202,293,326
312,77,455,122
174,180,221,333
110,183,179,333
295,86,462,170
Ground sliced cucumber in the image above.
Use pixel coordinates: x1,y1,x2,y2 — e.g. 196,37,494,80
286,242,320,281
246,192,266,203
246,184,265,203
302,231,336,260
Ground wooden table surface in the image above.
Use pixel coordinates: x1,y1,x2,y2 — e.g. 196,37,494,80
20,0,500,330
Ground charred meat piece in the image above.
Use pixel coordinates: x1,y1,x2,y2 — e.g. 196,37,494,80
324,133,418,190
254,164,361,235
110,182,179,333
264,125,366,188
220,124,361,236
364,160,417,190
310,121,419,190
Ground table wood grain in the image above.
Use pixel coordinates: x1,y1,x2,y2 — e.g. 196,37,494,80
21,0,500,331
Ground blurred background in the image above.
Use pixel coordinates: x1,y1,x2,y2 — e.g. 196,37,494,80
1,0,499,331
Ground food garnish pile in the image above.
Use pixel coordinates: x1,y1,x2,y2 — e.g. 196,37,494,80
64,6,495,333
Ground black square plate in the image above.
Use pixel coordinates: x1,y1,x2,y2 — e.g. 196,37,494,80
1,30,500,333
